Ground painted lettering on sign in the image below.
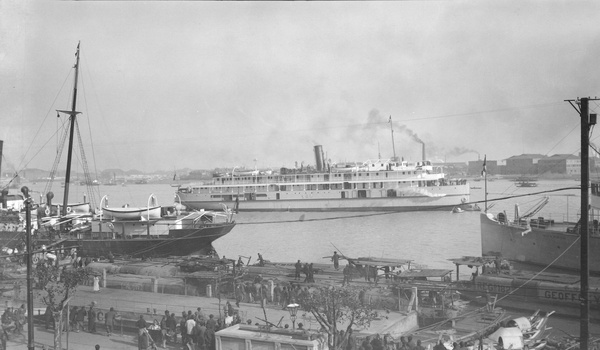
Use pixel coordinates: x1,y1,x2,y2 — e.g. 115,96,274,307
542,290,600,305
475,283,513,294
543,290,580,302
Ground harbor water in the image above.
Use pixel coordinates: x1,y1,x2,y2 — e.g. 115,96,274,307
23,178,581,276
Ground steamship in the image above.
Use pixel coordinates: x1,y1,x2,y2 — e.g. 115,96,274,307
177,145,470,212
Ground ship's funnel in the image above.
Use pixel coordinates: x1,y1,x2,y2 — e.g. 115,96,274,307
422,142,426,161
314,145,324,171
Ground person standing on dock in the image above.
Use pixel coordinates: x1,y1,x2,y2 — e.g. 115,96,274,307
136,314,147,333
180,312,188,346
93,275,100,292
44,305,54,330
332,252,340,270
88,305,97,333
206,314,217,331
308,263,315,283
281,286,289,308
342,264,350,286
273,283,282,305
70,306,78,332
167,313,177,343
294,260,302,280
257,253,265,267
160,310,169,348
235,282,244,307
185,315,196,350
104,307,116,337
193,319,207,350
76,305,87,332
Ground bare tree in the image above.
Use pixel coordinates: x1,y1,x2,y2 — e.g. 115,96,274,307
35,262,88,350
296,286,378,349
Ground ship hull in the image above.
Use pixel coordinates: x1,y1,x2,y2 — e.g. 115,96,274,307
59,222,235,258
0,222,235,258
181,185,470,212
480,213,600,274
454,274,600,320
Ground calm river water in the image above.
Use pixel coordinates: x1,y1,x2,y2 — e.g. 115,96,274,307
24,178,581,274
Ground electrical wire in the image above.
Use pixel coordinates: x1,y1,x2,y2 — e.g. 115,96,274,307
236,186,579,226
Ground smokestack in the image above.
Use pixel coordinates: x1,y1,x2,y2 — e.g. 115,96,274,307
314,145,324,171
422,142,426,161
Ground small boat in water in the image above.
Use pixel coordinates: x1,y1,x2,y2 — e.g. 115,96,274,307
514,177,538,187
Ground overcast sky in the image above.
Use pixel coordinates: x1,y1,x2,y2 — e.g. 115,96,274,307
1,1,599,173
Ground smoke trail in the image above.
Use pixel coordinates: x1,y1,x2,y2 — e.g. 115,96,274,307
446,147,478,157
396,124,423,144
368,108,423,144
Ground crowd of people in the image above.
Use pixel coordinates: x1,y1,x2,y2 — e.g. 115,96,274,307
41,301,106,335
0,304,26,346
352,334,427,350
134,305,245,350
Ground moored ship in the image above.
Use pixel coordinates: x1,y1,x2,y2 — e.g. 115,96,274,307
178,145,470,212
450,257,600,319
1,43,236,258
480,192,600,274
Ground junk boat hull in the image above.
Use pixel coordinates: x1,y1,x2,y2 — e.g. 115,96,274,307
454,271,600,320
480,212,600,274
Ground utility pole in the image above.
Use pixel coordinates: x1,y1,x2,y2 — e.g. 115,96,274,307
565,96,598,350
21,186,35,350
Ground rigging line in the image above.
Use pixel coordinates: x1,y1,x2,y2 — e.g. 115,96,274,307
237,187,579,226
43,119,70,196
15,111,70,181
396,102,562,123
545,122,580,156
79,73,100,185
16,67,73,171
179,102,568,140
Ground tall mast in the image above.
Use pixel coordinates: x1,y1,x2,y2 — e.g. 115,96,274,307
59,42,82,218
483,155,487,213
389,116,397,161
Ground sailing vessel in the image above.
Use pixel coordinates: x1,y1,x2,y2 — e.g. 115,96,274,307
2,43,235,258
178,145,470,212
